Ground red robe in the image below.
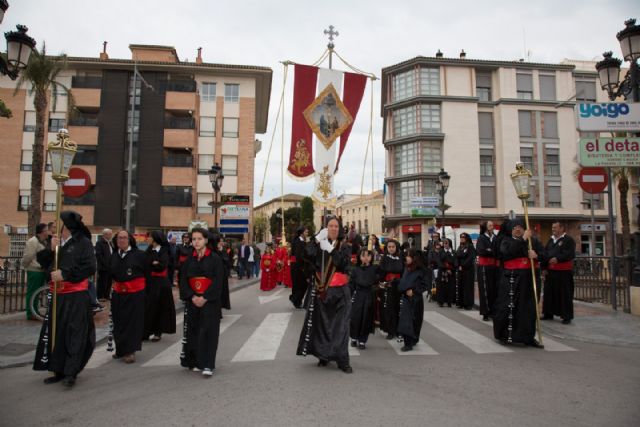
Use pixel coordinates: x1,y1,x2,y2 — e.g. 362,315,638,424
284,254,293,288
260,254,276,291
274,246,288,284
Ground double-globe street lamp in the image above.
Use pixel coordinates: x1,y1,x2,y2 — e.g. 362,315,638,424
208,163,224,233
595,18,640,286
435,168,450,239
0,1,36,80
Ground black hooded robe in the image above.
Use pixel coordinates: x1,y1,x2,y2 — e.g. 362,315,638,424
376,254,404,337
543,234,576,321
397,268,426,346
476,232,498,317
349,264,377,343
436,249,456,306
144,246,176,338
456,243,476,309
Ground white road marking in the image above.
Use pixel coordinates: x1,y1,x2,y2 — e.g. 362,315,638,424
231,313,292,362
258,288,287,305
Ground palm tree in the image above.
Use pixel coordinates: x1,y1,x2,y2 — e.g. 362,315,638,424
613,167,633,255
14,43,69,235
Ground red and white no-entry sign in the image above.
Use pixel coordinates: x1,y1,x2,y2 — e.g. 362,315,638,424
62,167,91,198
578,167,608,194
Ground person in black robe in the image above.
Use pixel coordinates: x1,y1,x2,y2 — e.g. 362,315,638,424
108,230,146,363
33,210,96,387
290,226,310,309
493,219,544,348
376,239,403,340
397,249,427,351
455,233,476,310
176,234,192,288
477,221,498,321
437,238,456,307
426,239,442,303
349,248,377,349
144,231,177,342
542,221,576,324
212,235,232,312
297,216,353,373
180,228,225,377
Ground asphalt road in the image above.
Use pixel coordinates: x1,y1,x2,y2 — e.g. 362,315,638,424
1,283,638,427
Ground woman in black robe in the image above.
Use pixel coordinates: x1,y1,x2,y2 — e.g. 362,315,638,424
209,232,231,312
437,238,455,307
455,232,476,310
477,221,498,321
144,231,176,342
397,249,427,352
376,239,403,340
34,211,96,387
349,248,377,349
109,230,146,363
297,216,353,373
180,228,225,377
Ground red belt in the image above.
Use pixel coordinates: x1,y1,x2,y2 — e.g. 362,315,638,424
477,256,496,266
150,269,168,277
384,273,401,281
113,277,145,294
49,278,89,294
549,260,574,271
189,276,213,294
503,257,540,270
179,255,187,263
329,272,349,287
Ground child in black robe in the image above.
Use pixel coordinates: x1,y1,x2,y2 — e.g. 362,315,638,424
349,248,377,349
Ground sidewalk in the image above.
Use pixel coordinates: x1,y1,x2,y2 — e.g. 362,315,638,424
0,276,259,369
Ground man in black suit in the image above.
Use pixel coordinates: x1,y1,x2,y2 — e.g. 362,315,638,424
95,228,114,301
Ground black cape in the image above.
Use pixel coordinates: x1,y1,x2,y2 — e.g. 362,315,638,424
144,247,176,338
349,264,377,342
397,268,426,346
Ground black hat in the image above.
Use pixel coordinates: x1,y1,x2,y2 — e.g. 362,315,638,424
150,230,168,247
60,210,84,232
511,218,526,230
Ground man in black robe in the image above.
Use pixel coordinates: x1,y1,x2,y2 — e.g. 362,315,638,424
493,219,544,348
33,211,96,387
290,226,309,309
477,221,498,321
542,222,576,324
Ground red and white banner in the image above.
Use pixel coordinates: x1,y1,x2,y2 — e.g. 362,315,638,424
288,64,367,203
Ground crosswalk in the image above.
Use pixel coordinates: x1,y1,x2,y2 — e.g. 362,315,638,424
86,306,577,370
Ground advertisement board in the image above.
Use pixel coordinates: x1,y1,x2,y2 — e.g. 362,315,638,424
575,102,640,131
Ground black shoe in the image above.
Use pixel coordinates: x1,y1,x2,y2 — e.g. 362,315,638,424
482,315,490,321
401,345,413,352
350,339,357,347
62,376,76,387
528,339,544,349
385,333,394,340
43,373,64,384
339,365,353,374
561,319,571,325
317,360,328,367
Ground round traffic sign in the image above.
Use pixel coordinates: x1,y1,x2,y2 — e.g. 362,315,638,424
578,167,608,194
62,167,91,198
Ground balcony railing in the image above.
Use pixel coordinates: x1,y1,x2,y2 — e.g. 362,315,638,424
164,80,197,92
71,76,102,89
165,117,195,129
68,116,98,126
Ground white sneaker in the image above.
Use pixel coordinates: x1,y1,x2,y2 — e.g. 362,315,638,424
202,368,213,377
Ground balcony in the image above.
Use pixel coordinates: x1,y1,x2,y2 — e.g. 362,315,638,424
166,91,196,112
71,88,100,109
72,76,102,89
66,126,98,146
165,117,195,129
68,114,98,127
164,80,196,92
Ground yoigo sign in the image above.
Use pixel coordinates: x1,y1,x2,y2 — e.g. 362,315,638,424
575,102,640,131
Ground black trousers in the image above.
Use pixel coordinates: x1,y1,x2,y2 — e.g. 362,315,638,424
97,270,112,300
290,264,308,307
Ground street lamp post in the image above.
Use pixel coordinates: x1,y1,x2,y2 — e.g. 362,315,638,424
208,163,224,233
510,162,543,347
0,1,36,80
47,129,77,351
595,18,640,289
435,168,450,239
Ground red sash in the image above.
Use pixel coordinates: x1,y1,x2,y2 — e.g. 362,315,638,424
384,273,401,282
477,256,496,266
150,269,168,277
189,276,213,294
49,278,89,294
503,257,540,270
329,272,349,287
179,255,188,264
113,277,145,294
549,260,574,271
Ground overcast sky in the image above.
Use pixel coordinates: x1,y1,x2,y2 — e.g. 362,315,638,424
5,0,637,205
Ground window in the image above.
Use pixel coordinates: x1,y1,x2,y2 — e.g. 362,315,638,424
20,150,32,171
541,112,558,138
518,111,534,137
161,186,192,207
364,219,369,234
198,154,214,174
394,142,419,176
539,74,556,101
481,184,496,208
394,180,420,214
420,104,440,133
48,118,66,132
393,70,415,101
582,191,602,210
224,84,239,103
197,193,212,214
18,190,30,211
548,185,561,207
223,118,239,138
581,234,605,256
392,105,417,138
43,190,57,212
526,183,538,207
200,116,216,137
422,141,441,173
419,67,439,96
516,73,533,99
73,146,97,165
222,155,237,176
23,111,36,132
480,149,494,177
576,80,597,102
545,147,560,176
422,179,437,196
358,220,362,233
201,82,216,102
520,147,535,174
476,72,492,101
478,112,494,144
163,149,193,167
